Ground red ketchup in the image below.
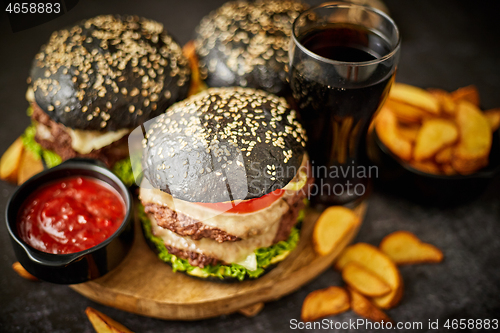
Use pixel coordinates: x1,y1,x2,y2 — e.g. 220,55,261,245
17,177,126,254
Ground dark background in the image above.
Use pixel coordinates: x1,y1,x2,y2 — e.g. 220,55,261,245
1,0,499,332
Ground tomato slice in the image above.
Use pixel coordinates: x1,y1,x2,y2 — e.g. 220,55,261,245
195,188,285,214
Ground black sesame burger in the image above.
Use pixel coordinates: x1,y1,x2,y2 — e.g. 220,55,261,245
190,0,308,96
138,87,312,281
25,15,190,183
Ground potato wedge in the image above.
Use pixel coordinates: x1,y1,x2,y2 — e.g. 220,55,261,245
414,119,458,161
385,99,430,124
452,101,491,174
427,88,456,116
451,85,480,106
18,149,44,185
441,163,457,176
435,147,453,164
348,288,393,323
313,206,359,256
453,155,489,175
389,83,440,115
484,108,500,131
380,231,443,265
0,137,24,183
409,161,442,175
335,243,403,309
375,108,413,161
12,262,38,281
301,286,350,322
86,307,133,333
396,123,420,143
342,262,391,297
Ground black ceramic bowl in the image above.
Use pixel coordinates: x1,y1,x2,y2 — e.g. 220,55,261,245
368,129,500,206
5,158,133,284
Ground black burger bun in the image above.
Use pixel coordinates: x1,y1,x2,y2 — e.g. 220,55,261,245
30,15,191,131
142,87,307,203
194,0,308,96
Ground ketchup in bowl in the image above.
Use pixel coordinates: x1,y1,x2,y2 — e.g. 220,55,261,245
17,176,126,254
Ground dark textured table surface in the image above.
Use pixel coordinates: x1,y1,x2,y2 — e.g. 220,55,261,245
1,1,499,332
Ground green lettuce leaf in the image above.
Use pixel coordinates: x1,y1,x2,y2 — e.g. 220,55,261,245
21,118,139,184
138,203,302,281
42,150,63,168
21,123,62,167
112,158,141,187
21,123,42,158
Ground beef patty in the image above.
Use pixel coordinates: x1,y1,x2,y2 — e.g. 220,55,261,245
31,103,129,167
144,203,240,243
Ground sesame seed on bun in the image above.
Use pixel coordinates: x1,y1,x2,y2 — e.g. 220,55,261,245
30,15,191,131
142,87,307,203
194,0,308,96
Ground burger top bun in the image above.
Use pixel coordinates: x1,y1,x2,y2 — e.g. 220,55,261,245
142,87,307,203
194,0,308,96
30,15,191,131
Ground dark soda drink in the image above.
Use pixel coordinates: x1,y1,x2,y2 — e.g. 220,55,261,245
290,23,396,206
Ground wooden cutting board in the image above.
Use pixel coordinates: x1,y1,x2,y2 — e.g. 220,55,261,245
70,204,366,320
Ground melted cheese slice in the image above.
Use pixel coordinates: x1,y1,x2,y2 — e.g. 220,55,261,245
67,128,130,154
35,122,130,154
26,87,35,103
36,123,54,141
149,214,279,266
